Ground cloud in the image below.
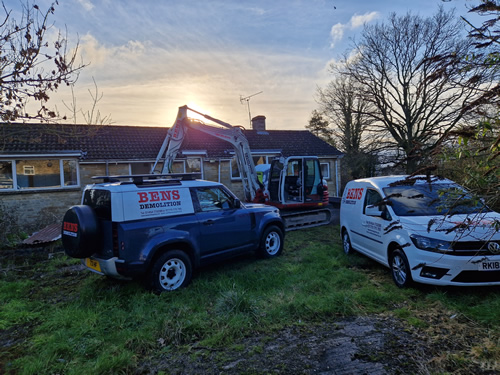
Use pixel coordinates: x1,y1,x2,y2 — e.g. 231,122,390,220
330,23,345,48
79,34,112,66
65,34,326,129
76,0,94,11
350,12,379,28
329,11,380,49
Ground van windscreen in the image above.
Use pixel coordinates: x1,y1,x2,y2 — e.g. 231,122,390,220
383,183,490,216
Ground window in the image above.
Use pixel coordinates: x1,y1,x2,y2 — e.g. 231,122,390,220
0,161,13,189
320,162,330,179
186,158,201,173
131,162,152,175
383,183,488,217
364,188,391,220
231,154,274,180
195,186,235,212
0,159,79,191
170,157,202,176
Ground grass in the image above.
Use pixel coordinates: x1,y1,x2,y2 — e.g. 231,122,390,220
0,224,499,374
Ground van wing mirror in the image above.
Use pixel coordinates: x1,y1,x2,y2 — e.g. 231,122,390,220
365,205,383,217
234,198,241,208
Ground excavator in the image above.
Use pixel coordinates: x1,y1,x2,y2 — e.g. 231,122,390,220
151,105,333,230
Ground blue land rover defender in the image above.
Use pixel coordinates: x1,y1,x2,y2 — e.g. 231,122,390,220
62,174,285,292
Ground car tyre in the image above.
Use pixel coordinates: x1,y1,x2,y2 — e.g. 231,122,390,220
390,248,412,288
258,225,284,258
150,250,192,292
342,229,354,255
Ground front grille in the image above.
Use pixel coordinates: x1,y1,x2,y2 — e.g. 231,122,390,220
448,241,500,256
452,270,500,283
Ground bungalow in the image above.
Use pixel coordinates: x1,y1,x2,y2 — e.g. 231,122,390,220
0,116,343,231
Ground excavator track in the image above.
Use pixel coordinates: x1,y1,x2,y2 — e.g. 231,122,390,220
281,206,337,231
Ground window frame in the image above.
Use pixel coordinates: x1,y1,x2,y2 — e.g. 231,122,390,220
170,157,204,178
320,162,330,179
0,157,80,192
193,186,237,212
230,154,277,181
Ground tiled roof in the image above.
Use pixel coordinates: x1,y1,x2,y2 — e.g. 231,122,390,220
0,123,342,160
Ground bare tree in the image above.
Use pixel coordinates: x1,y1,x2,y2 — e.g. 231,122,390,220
318,75,375,154
342,7,494,173
63,78,113,125
317,74,377,180
0,1,85,122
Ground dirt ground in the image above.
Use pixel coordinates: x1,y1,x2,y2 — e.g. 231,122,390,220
136,313,498,375
1,246,499,375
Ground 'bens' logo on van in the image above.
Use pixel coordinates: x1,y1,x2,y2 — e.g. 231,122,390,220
345,188,363,200
137,190,180,203
137,190,183,210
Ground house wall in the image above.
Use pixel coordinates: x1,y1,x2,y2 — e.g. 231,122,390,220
1,189,82,233
2,157,340,233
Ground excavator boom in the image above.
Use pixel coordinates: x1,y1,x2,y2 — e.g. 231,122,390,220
152,105,333,230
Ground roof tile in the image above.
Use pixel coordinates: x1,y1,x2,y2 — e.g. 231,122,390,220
0,123,342,160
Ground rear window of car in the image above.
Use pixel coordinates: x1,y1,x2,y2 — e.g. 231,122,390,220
382,183,490,216
83,189,112,220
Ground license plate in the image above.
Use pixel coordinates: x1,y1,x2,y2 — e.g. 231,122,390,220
478,261,500,271
85,258,102,272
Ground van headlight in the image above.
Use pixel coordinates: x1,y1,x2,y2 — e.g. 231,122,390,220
410,234,451,253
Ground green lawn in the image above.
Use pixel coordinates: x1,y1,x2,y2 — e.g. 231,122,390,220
1,225,498,374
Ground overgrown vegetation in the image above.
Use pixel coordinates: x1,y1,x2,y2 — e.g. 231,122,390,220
0,203,28,250
1,225,498,374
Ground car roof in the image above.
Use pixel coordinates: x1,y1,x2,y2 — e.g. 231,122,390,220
87,178,221,192
351,175,456,190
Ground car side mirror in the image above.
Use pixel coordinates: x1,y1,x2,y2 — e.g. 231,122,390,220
234,198,241,208
365,205,383,217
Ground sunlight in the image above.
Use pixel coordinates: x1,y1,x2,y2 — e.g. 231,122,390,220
185,102,212,123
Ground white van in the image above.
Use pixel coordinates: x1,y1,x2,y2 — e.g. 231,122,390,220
340,175,500,287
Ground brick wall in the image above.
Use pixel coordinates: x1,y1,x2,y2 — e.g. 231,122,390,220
1,189,82,233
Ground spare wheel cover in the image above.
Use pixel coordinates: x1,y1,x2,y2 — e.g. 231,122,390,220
62,205,101,258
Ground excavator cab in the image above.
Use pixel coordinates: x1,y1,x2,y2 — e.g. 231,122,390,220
267,157,327,209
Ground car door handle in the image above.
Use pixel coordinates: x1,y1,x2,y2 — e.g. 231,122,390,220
203,219,215,226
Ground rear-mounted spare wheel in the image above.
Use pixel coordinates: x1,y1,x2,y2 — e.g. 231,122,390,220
62,205,101,258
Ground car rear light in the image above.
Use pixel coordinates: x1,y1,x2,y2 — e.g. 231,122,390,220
112,223,119,256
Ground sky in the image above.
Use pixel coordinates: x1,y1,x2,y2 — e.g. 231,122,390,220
10,0,481,130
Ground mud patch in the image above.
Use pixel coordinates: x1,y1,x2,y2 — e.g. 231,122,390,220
136,316,429,374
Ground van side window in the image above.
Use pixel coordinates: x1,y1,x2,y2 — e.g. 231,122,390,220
364,189,382,212
363,189,391,220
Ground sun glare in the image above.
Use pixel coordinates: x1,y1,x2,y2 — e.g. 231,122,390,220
185,102,212,124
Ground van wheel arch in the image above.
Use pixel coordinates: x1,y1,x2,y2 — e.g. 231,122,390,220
388,245,413,288
341,227,354,255
387,242,401,263
148,242,196,272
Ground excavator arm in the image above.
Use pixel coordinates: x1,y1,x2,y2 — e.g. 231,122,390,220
152,105,265,203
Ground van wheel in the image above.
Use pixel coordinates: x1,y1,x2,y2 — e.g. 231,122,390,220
342,229,353,255
150,250,192,292
390,249,412,288
258,225,283,258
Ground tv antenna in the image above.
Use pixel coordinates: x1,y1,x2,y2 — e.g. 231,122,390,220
240,91,263,127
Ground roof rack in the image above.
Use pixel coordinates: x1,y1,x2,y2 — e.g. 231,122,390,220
92,173,202,185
